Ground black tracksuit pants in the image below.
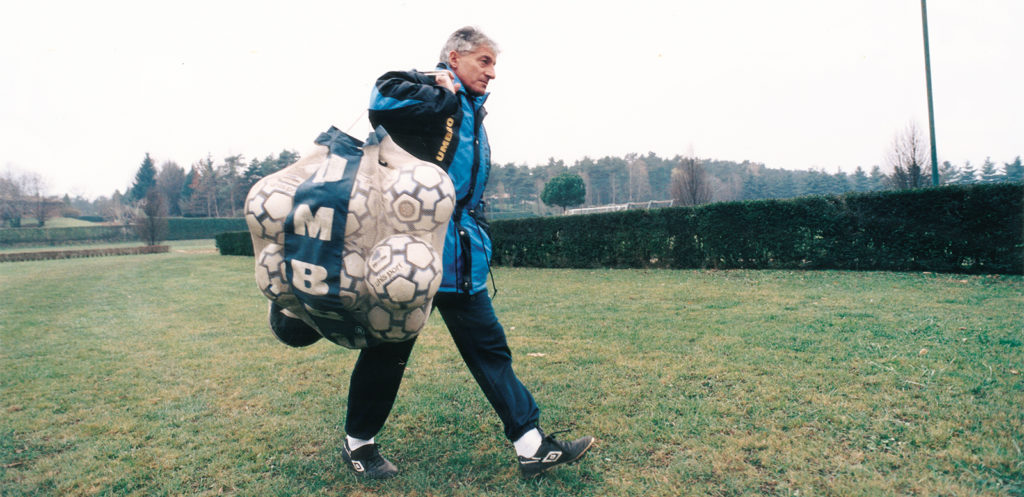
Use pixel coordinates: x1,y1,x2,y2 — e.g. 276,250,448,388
344,291,540,442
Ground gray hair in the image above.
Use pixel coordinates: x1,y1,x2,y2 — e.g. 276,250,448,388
438,26,499,64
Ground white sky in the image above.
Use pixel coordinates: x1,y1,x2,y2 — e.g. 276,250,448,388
1,0,1020,199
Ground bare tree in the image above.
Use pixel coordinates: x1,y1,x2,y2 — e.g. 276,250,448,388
24,172,54,227
0,168,56,227
102,190,134,225
671,156,713,206
134,189,168,245
0,167,25,227
715,174,744,202
888,122,930,189
192,157,220,217
220,155,245,216
627,157,652,202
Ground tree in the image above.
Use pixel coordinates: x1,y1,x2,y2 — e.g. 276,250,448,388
957,161,976,184
133,188,167,245
803,169,833,196
979,157,1000,183
0,168,25,227
851,166,870,192
220,154,245,216
627,157,652,202
541,173,585,213
103,190,133,224
0,168,56,227
671,157,712,206
128,153,158,202
185,156,220,217
937,160,959,185
887,122,929,189
589,156,628,205
714,173,743,202
1004,156,1023,183
868,165,888,191
156,161,186,216
275,149,300,170
24,172,54,227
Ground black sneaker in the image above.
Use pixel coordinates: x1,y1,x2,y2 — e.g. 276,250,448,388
518,429,595,477
342,441,398,479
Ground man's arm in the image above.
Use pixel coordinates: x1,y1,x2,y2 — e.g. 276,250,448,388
370,70,459,122
369,70,462,167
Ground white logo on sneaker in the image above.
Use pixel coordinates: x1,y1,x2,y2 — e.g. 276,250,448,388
542,451,562,463
352,461,365,472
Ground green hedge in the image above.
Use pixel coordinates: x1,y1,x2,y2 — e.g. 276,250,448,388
166,218,247,241
0,217,248,246
218,184,1022,274
216,231,254,256
0,245,170,262
491,183,1023,274
0,225,131,246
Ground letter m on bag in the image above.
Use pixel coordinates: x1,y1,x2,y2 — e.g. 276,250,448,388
292,204,334,241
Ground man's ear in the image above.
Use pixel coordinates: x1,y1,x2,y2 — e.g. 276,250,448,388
447,50,459,69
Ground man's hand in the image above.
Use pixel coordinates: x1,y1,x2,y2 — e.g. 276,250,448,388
432,70,460,94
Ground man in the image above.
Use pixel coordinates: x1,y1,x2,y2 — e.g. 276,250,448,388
340,26,594,479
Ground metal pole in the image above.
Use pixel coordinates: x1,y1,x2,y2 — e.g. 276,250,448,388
921,0,939,185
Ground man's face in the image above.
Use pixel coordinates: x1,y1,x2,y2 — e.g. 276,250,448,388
449,46,497,95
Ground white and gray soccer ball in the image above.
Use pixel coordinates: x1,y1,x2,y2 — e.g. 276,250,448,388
382,165,455,234
365,234,443,310
337,247,369,311
246,181,295,245
344,176,379,248
366,302,432,342
254,244,289,301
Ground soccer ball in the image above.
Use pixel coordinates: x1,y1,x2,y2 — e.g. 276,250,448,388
366,302,432,341
246,180,296,244
365,234,442,310
382,165,455,234
337,248,369,311
254,243,289,301
344,175,379,250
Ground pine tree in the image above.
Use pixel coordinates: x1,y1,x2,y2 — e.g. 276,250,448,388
979,157,1000,183
1004,156,1023,183
851,167,870,192
868,166,888,191
957,161,977,184
128,153,158,202
938,161,959,185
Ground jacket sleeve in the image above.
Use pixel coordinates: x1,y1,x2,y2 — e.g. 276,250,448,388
370,70,459,120
368,70,461,166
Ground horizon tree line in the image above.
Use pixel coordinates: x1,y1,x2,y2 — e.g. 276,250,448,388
4,133,1022,225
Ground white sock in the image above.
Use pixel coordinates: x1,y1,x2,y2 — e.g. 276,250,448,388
513,428,543,458
346,435,374,451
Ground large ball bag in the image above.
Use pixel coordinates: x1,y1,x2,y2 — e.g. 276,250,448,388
245,126,454,349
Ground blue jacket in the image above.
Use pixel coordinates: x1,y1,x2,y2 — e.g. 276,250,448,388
368,65,493,294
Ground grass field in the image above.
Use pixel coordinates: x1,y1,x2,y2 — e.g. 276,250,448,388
1,240,1022,496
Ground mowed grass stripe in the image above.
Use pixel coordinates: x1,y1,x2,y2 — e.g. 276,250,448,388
1,244,1021,496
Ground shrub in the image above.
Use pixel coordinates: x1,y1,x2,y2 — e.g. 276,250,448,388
0,245,169,263
0,225,131,246
490,183,1023,274
0,217,249,247
216,231,254,256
